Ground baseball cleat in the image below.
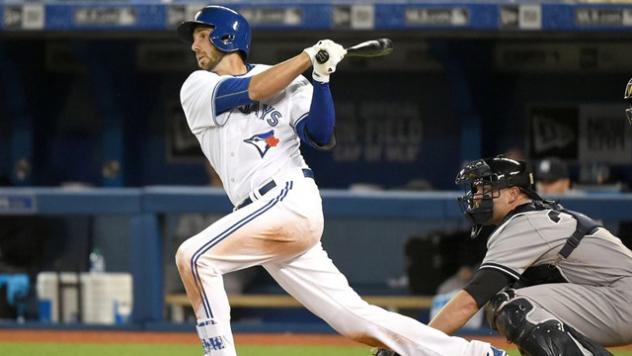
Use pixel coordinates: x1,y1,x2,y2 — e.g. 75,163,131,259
371,348,399,356
487,345,507,356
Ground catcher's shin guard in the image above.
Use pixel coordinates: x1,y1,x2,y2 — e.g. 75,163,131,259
489,297,612,356
485,289,514,330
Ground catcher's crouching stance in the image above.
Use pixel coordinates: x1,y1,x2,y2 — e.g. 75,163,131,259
405,157,630,356
377,157,632,356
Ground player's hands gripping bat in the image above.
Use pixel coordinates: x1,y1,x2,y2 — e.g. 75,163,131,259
315,38,394,64
303,39,347,83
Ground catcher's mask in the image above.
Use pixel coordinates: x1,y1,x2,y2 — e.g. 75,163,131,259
456,156,540,238
625,78,632,125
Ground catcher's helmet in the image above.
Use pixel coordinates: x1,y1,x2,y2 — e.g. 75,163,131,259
177,5,251,59
625,78,632,125
456,156,540,238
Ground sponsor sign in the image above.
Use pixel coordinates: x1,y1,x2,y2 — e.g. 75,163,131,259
578,104,632,163
3,5,44,30
333,5,374,29
576,8,632,26
240,7,302,26
500,5,541,30
74,7,136,26
0,194,37,214
529,106,579,159
405,7,468,26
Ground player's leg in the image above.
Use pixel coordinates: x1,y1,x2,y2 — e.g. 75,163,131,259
175,177,322,355
175,204,265,356
485,287,618,356
263,243,503,356
516,281,632,346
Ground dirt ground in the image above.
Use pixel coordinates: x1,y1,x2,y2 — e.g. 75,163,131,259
0,330,630,351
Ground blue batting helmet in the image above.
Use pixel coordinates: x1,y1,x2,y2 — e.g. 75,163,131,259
177,5,251,59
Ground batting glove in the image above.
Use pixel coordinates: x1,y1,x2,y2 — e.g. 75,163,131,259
303,39,347,83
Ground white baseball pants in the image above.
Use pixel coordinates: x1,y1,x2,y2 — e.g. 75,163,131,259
176,170,495,356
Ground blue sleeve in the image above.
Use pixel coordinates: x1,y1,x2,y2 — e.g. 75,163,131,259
295,82,336,150
214,77,254,115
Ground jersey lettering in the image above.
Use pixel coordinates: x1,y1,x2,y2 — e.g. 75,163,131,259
238,102,281,127
181,65,311,205
238,102,258,115
268,111,281,126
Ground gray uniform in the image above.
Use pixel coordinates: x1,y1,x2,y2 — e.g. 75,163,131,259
480,208,632,346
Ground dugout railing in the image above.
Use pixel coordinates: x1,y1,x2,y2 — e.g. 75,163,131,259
1,187,631,327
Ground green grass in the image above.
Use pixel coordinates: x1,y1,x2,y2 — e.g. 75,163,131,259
0,344,365,356
0,343,630,356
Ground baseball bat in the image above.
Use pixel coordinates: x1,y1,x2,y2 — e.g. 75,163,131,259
315,38,393,64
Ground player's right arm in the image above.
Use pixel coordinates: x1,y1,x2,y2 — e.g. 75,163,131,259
248,39,346,101
193,53,313,123
211,39,345,116
180,64,309,130
248,53,312,101
182,40,344,148
220,41,344,149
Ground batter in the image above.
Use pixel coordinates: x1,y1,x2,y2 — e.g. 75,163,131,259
175,5,507,356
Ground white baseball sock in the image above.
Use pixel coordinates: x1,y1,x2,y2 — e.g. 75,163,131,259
196,318,236,356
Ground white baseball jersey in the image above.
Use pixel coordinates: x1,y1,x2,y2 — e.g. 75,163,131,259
180,64,313,206
176,64,501,356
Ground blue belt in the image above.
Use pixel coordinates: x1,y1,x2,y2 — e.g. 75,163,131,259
236,168,314,210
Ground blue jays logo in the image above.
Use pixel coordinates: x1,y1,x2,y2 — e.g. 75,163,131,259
244,130,279,158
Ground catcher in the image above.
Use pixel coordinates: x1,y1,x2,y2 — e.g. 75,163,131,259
430,156,632,356
378,156,632,356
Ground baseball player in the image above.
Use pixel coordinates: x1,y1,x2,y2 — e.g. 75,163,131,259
427,156,632,355
175,5,507,356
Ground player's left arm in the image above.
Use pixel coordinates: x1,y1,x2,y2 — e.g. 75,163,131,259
430,216,543,334
291,40,346,149
294,81,336,149
429,290,480,334
429,269,514,334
